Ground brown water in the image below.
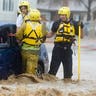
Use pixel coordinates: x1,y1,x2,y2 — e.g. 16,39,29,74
0,74,96,96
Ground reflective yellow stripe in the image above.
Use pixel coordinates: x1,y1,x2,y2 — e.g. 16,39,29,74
55,22,75,42
23,21,43,45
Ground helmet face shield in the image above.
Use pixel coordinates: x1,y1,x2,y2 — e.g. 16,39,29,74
58,7,70,19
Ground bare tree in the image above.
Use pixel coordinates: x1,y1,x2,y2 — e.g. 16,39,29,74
79,0,94,21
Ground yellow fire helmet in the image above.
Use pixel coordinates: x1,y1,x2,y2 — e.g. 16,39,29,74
58,7,71,18
19,1,30,11
29,9,41,21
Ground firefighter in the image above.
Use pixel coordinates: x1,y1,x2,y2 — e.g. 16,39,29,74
46,7,83,80
16,0,31,31
16,9,46,74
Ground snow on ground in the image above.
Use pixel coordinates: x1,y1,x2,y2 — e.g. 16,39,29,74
0,38,96,96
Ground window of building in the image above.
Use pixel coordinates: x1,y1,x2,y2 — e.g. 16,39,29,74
3,0,14,11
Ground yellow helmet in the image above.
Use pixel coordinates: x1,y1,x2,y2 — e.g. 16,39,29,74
19,1,30,11
58,7,70,18
29,9,41,21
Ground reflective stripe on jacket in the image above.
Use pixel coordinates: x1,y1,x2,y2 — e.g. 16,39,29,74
22,21,43,46
54,22,75,43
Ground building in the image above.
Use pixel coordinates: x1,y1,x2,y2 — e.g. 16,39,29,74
0,0,18,23
91,1,96,20
37,0,88,21
1,0,96,23
0,0,37,24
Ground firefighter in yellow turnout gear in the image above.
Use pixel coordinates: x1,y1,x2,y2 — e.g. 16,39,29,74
16,9,46,74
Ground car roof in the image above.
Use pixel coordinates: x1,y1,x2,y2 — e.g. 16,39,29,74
0,22,16,27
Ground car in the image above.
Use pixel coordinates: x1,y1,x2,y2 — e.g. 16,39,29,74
0,23,49,79
37,43,49,75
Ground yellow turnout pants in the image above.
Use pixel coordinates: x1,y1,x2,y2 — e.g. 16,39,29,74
21,50,39,75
